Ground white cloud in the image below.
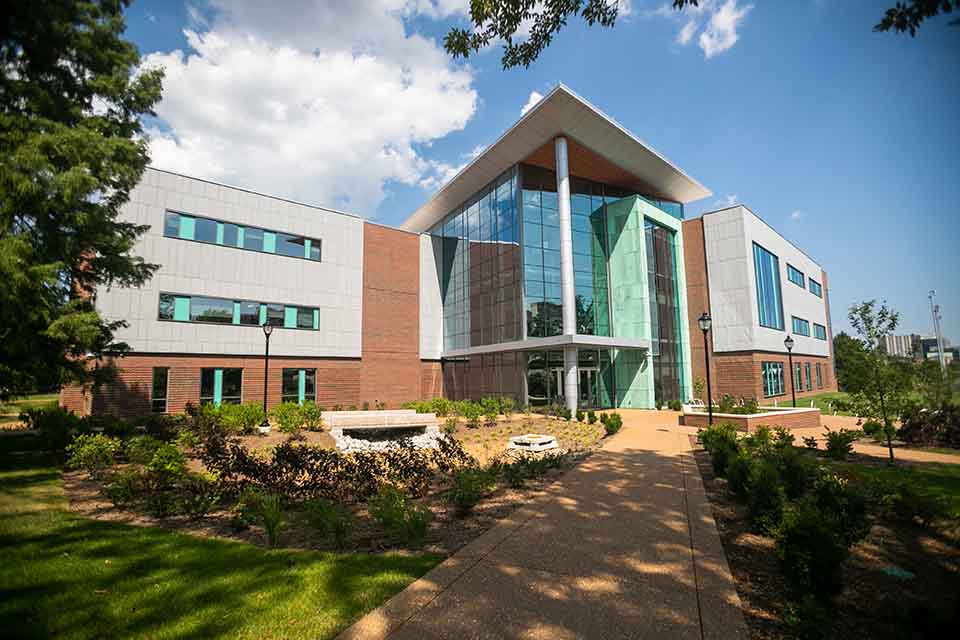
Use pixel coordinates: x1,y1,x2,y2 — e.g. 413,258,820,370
712,193,737,208
648,0,752,59
699,0,753,59
419,144,486,191
789,210,802,221
521,90,544,116
142,1,476,216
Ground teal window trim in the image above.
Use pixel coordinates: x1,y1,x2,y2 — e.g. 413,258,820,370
162,210,321,262
753,242,784,330
259,304,267,325
232,301,241,325
787,264,805,288
173,296,190,321
263,231,276,253
762,361,785,397
159,293,319,330
213,369,223,406
312,309,319,330
792,316,810,336
283,306,297,328
813,323,827,340
809,278,823,297
297,369,306,405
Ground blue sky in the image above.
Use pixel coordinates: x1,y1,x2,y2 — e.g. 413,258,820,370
122,0,959,341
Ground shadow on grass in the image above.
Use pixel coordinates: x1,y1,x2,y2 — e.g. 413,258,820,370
0,441,437,640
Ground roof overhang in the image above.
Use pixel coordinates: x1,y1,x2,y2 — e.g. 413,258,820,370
401,84,711,233
440,333,650,359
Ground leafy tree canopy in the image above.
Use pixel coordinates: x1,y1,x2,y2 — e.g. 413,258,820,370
0,0,163,400
445,0,957,69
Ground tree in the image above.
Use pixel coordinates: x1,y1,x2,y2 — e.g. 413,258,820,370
445,0,956,69
0,1,163,401
848,300,914,463
915,357,954,408
833,331,871,393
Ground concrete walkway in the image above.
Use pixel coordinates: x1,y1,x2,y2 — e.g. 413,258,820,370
339,411,747,640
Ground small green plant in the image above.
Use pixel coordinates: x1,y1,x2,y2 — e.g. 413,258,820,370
698,422,740,476
300,401,324,431
824,427,859,461
271,402,303,434
125,434,163,465
22,406,81,453
655,397,664,410
783,594,833,640
362,401,370,411
502,460,528,488
746,459,785,532
258,492,285,547
66,433,122,478
587,410,597,424
667,399,683,411
693,377,706,402
803,436,818,450
776,500,849,601
146,443,187,482
179,474,221,521
717,394,736,414
575,409,584,422
601,412,622,435
103,468,144,508
447,466,496,516
219,402,266,434
443,417,459,434
348,404,358,411
501,397,515,417
726,452,753,495
461,402,484,429
369,484,430,547
304,498,354,549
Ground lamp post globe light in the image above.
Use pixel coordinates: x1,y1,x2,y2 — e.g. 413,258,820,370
698,312,713,426
259,323,274,434
784,335,796,408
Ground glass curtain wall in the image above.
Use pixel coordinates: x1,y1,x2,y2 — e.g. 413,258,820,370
645,220,684,402
524,349,614,408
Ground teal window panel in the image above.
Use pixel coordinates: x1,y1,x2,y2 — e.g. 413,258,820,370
232,301,240,325
173,296,190,321
263,231,276,253
298,370,306,405
179,215,196,240
259,304,267,325
216,222,225,245
213,369,223,406
304,238,311,259
313,309,319,330
237,226,245,248
284,306,298,328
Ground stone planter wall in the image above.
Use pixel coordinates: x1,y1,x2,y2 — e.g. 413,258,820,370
680,407,821,432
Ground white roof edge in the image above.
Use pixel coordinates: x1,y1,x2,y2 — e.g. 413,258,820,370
401,83,711,233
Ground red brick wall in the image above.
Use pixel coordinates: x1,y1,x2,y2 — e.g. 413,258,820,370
682,218,717,400
420,360,443,400
359,223,423,408
713,352,837,402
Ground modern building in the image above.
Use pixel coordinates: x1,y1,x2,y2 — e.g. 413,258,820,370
919,336,957,365
682,205,837,403
62,85,835,416
882,334,921,359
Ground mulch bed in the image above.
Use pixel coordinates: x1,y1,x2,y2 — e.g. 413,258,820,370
692,444,960,640
64,416,605,557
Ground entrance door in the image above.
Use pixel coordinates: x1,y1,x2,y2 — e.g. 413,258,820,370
551,367,565,405
579,367,598,408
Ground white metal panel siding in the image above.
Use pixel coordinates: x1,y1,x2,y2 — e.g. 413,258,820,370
96,168,364,357
704,206,830,357
419,234,443,360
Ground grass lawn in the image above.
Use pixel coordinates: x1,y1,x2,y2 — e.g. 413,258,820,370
0,393,59,425
0,433,440,639
834,458,960,520
763,390,853,415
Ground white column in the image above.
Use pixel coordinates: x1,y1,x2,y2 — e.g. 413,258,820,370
555,136,578,413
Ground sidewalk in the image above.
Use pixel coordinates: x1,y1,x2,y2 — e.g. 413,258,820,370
339,411,747,640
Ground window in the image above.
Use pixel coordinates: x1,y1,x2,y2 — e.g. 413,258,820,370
813,323,827,340
787,264,805,288
191,296,234,324
163,211,321,261
794,363,803,392
762,362,785,397
805,363,812,391
282,368,316,404
200,368,242,406
753,243,784,330
792,316,811,336
151,367,169,413
159,294,319,330
809,278,823,298
816,363,823,389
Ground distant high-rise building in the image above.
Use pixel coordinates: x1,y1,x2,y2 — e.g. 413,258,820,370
882,334,920,358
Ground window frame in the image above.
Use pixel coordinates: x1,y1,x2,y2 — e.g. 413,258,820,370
162,209,322,263
787,264,806,288
281,368,317,405
816,363,823,389
752,242,785,331
809,278,823,298
151,367,169,413
805,362,812,391
158,293,320,331
200,367,243,406
762,361,785,398
813,322,827,340
792,316,811,337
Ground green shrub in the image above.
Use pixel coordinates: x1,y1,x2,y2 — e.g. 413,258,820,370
803,436,818,450
879,481,946,527
147,443,187,482
747,459,785,532
174,429,200,452
699,423,740,476
772,426,795,450
776,500,849,601
125,435,163,465
447,466,496,516
369,484,430,547
300,401,324,431
179,474,220,520
861,420,882,438
65,433,122,478
219,402,266,434
824,428,859,461
461,402,484,429
776,448,817,500
809,471,869,545
88,415,135,439
103,468,144,508
783,593,833,640
726,453,753,495
304,498,354,549
655,397,663,410
667,399,683,411
587,410,597,424
258,492,285,546
601,412,622,435
501,397,515,417
742,425,774,456
718,394,736,413
502,460,528,488
22,406,81,452
430,397,452,417
362,401,370,411
271,402,303,434
575,409,584,422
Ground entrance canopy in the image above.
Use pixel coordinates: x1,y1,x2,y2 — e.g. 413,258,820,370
440,333,649,359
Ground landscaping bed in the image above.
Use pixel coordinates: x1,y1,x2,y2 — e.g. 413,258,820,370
694,424,960,640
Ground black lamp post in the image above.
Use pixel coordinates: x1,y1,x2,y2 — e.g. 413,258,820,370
698,311,713,426
260,323,274,433
784,335,796,408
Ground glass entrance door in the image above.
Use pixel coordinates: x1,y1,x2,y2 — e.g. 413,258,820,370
579,367,598,408
551,367,565,404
